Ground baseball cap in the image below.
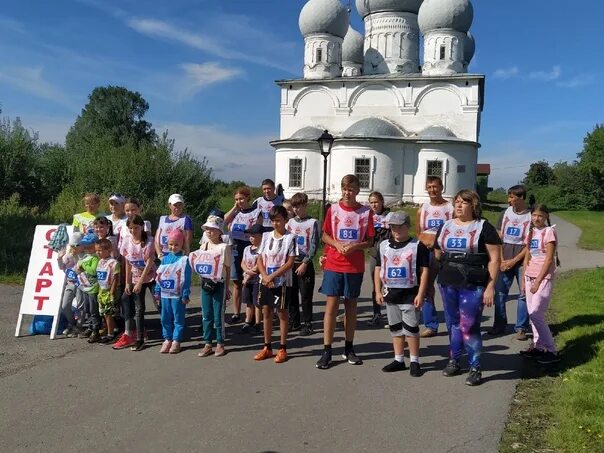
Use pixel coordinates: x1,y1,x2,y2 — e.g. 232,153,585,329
69,232,83,246
386,211,410,226
79,233,99,246
245,224,268,235
108,193,125,204
168,193,184,205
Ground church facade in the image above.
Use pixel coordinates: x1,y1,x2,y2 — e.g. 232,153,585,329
271,0,483,205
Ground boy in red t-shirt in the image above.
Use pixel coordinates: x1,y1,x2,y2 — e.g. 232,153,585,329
316,175,375,369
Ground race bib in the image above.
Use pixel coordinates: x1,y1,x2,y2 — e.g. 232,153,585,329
446,238,467,249
161,235,168,245
262,212,270,220
387,267,407,278
339,229,358,240
506,227,521,237
131,259,146,269
161,279,175,290
428,219,444,228
530,239,539,249
96,271,108,281
195,264,213,275
267,266,278,275
232,223,246,233
66,269,78,281
296,235,305,245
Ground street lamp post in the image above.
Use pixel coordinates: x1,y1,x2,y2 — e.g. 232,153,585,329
317,130,335,227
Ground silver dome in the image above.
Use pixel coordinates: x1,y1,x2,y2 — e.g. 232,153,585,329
344,118,406,138
299,0,349,38
342,26,364,63
356,0,423,18
418,0,473,34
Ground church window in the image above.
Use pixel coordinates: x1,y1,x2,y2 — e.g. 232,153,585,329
316,48,323,62
355,158,371,189
427,160,443,179
289,158,303,188
439,45,446,60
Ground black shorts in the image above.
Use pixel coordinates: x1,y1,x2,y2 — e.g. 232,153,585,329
259,285,293,310
242,281,260,307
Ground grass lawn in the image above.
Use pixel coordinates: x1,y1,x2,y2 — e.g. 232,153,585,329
554,211,604,251
0,274,25,285
500,268,604,452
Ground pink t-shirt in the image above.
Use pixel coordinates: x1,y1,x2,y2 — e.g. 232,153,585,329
524,226,557,279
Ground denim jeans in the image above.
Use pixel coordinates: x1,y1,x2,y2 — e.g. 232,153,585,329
421,297,439,331
161,297,186,341
201,282,225,344
494,265,530,332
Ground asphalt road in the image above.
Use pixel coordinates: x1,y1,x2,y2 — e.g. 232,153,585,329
1,214,601,453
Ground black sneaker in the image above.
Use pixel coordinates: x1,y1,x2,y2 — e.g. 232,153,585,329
342,350,363,365
520,347,546,359
316,350,332,369
537,352,561,365
367,314,381,327
486,325,506,336
240,323,252,334
98,335,115,344
465,367,482,386
442,359,462,377
382,360,406,372
409,362,423,377
79,328,92,339
225,314,240,325
300,323,314,336
253,324,263,335
131,340,145,351
87,331,101,343
289,322,301,332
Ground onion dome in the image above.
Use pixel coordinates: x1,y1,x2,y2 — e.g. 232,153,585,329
355,0,424,18
344,118,406,138
299,0,349,38
463,31,475,63
342,26,364,63
418,0,473,34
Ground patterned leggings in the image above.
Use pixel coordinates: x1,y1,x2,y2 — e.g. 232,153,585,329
439,285,485,369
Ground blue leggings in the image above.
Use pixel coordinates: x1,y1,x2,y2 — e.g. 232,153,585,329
161,297,186,342
439,285,484,369
201,283,225,344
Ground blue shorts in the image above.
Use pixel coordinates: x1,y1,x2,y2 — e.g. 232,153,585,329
319,270,364,299
230,247,244,281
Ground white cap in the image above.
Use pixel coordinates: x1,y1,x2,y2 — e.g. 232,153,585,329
108,193,125,204
168,193,184,205
69,232,83,246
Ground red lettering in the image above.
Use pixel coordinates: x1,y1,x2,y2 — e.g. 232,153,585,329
38,262,54,277
34,296,50,310
35,279,52,292
45,229,57,241
44,246,53,260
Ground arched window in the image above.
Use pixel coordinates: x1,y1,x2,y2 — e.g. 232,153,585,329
316,48,323,63
439,45,446,60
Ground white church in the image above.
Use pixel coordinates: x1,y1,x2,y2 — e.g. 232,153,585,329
271,0,484,204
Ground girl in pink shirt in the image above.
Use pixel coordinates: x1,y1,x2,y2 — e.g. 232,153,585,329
521,204,560,364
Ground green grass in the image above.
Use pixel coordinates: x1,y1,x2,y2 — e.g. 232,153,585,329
500,268,604,452
555,211,604,251
0,273,25,285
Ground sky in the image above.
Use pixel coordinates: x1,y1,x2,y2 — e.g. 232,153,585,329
0,0,602,189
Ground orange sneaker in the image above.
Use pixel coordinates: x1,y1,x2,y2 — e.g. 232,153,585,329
254,347,273,361
274,348,288,364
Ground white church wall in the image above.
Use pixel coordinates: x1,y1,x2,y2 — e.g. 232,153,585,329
275,144,326,199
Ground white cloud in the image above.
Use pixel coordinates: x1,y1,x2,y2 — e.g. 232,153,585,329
179,62,242,97
556,74,596,89
0,16,26,34
528,65,561,81
156,122,276,183
126,17,297,74
0,66,77,111
492,66,519,79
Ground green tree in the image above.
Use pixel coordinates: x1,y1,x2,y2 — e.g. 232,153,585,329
577,125,604,209
523,161,554,188
66,85,156,151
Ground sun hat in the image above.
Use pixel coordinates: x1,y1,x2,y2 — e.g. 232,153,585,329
386,211,410,226
202,215,225,232
168,194,184,205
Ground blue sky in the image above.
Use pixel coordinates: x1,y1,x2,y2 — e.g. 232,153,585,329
0,0,601,188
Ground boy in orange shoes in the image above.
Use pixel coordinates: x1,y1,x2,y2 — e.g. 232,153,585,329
254,206,297,363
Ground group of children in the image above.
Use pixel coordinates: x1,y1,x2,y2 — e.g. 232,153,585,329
54,175,560,385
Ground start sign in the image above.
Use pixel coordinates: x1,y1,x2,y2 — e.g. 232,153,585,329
15,225,69,339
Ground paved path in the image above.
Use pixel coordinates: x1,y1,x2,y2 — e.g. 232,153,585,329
0,215,601,453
